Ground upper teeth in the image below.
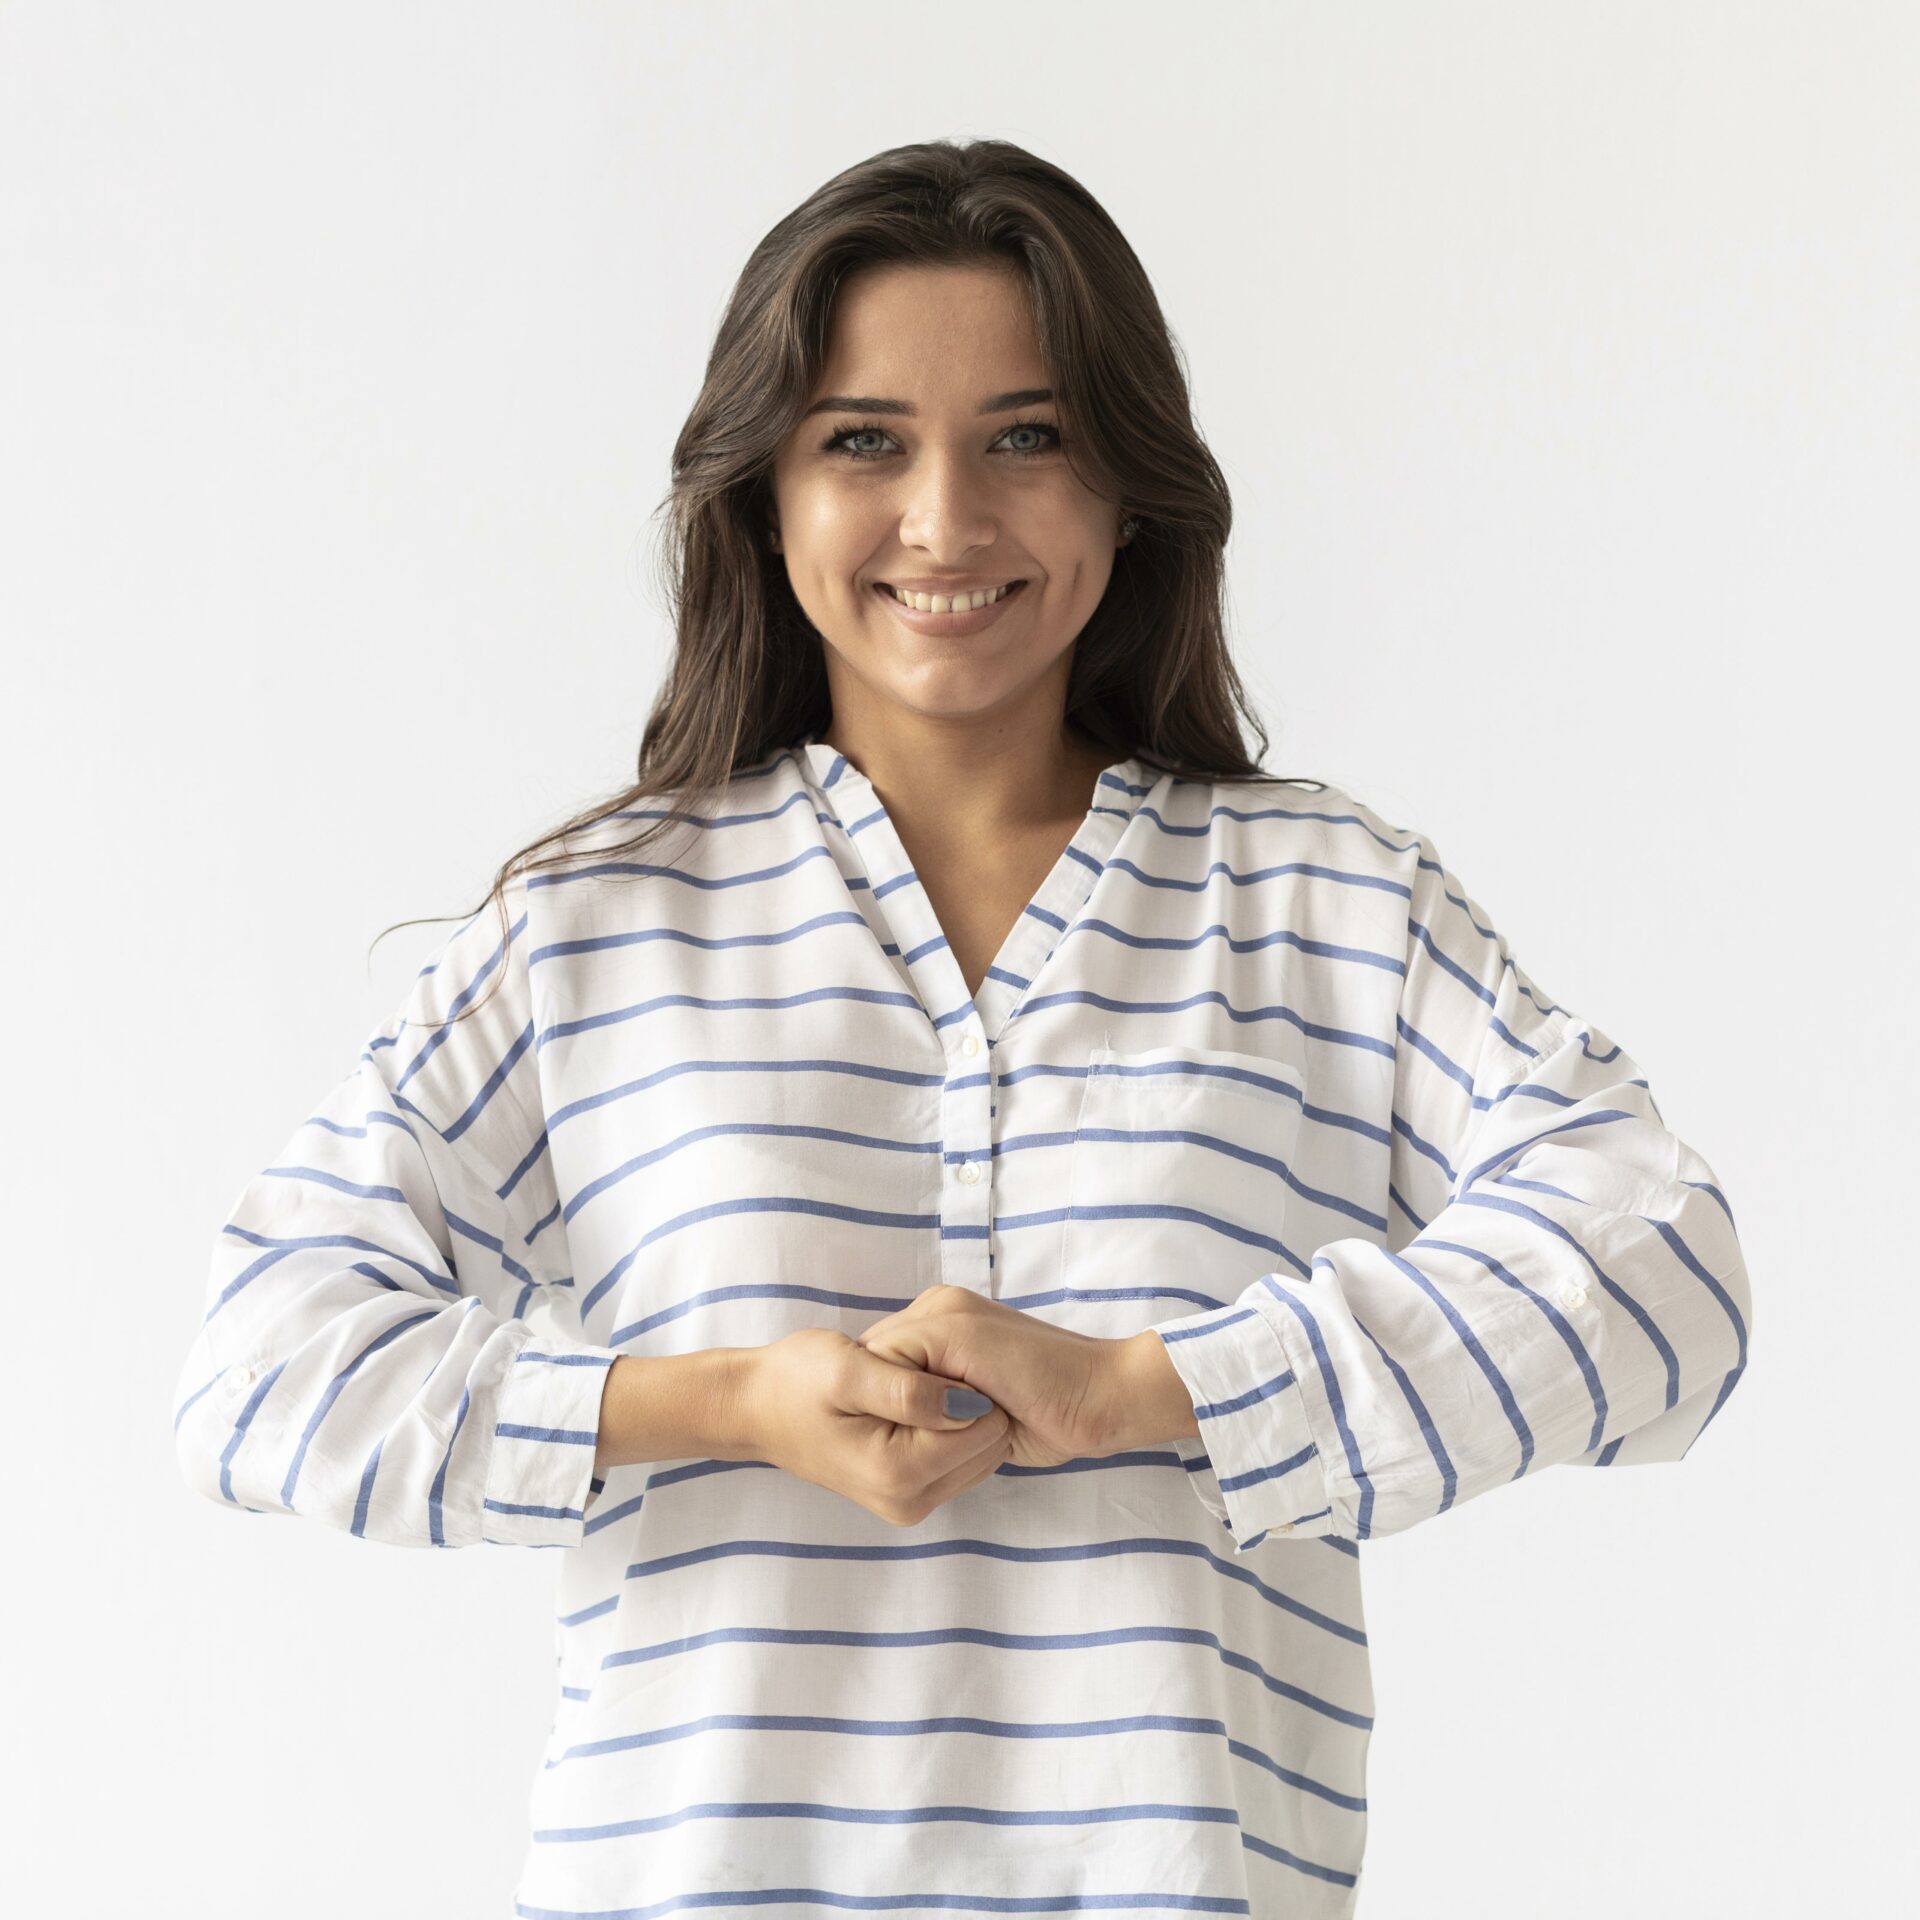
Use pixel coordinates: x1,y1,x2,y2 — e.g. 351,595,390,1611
883,581,1018,612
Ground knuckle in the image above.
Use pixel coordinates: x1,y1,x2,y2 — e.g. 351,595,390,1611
896,1369,937,1423
827,1338,859,1399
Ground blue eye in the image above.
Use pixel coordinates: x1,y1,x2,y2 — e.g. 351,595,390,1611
820,417,1065,462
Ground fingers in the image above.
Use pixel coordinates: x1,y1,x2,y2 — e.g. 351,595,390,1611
762,1329,1010,1530
843,1337,984,1432
894,1404,1013,1521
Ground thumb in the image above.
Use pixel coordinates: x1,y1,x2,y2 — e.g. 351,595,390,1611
847,1343,997,1430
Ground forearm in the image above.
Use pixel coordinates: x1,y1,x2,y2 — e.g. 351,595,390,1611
591,1348,761,1474
1100,1329,1202,1452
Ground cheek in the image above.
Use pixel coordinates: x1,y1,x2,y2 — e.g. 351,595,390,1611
794,482,881,531
805,531,887,596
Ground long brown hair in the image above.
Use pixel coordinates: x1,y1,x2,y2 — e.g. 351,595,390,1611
377,136,1324,1019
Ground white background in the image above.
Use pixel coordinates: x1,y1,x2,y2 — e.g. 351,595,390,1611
3,3,1911,1913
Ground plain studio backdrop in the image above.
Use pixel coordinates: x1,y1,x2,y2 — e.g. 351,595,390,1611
3,3,1910,1914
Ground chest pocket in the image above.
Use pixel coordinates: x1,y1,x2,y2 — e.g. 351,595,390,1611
1058,1042,1308,1311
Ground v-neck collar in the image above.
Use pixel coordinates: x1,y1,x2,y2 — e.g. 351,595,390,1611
791,733,1156,1050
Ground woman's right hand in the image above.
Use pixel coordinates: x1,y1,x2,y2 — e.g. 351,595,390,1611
739,1327,1013,1527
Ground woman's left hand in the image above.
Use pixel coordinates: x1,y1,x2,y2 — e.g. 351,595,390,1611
853,1285,1123,1470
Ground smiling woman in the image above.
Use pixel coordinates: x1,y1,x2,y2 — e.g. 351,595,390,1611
373,134,1304,939
173,135,1751,1920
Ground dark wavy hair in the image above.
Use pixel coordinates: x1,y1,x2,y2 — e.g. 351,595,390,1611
377,136,1323,1019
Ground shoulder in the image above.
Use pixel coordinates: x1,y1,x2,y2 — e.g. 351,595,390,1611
528,761,798,880
1186,769,1446,947
400,867,536,1035
1198,769,1418,868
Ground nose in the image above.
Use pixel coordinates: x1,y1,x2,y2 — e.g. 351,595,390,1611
894,448,1001,562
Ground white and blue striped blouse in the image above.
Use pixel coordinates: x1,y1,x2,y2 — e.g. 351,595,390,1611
172,734,1752,1916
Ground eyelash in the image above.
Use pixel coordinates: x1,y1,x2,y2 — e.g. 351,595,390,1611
820,416,1065,463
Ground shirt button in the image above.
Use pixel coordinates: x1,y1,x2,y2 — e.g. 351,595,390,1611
961,1033,981,1057
231,1363,258,1388
956,1159,982,1184
1278,1522,1296,1534
1560,1284,1588,1309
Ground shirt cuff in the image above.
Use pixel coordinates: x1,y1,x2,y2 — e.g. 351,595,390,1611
480,1337,625,1548
1152,1300,1342,1548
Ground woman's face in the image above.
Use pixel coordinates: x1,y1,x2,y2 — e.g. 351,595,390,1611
768,260,1128,734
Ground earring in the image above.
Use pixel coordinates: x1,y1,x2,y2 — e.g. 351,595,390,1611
1120,518,1139,543
768,528,782,553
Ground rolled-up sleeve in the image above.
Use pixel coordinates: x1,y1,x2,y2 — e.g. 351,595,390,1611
1153,826,1753,1548
170,875,626,1549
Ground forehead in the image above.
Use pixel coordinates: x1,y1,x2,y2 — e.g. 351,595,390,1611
816,262,1048,393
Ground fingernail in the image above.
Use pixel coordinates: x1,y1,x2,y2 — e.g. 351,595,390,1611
945,1387,992,1418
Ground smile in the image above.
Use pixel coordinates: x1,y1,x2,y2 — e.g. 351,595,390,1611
871,578,1031,637
876,580,1026,611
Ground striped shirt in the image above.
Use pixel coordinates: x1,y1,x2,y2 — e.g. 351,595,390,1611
171,734,1752,1916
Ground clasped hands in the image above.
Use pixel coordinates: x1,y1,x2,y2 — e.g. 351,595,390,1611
854,1283,1185,1471
739,1284,1197,1531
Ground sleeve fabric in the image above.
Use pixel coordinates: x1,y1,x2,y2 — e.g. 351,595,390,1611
1153,825,1753,1549
170,871,626,1549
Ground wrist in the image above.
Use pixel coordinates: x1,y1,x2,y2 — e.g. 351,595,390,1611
714,1345,765,1461
1098,1329,1202,1453
593,1347,762,1471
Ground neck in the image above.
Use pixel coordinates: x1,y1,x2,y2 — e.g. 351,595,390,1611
820,706,1115,849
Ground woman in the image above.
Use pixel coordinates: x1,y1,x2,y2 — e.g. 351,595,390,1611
171,138,1752,1915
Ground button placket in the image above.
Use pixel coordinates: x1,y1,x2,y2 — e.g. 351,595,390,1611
938,1017,995,1295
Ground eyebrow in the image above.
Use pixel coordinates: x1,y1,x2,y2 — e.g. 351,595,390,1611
801,387,1055,419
